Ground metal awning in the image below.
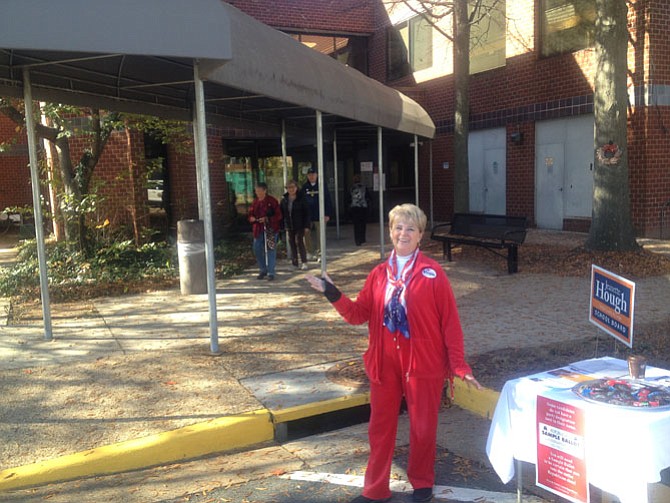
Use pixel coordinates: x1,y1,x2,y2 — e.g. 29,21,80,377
0,0,435,350
0,0,435,138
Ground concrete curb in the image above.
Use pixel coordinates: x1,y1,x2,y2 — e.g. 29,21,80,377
0,385,500,493
0,409,274,492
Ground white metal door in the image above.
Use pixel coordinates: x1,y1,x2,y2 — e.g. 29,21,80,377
536,143,565,229
469,141,486,213
469,128,506,214
483,147,506,214
536,116,594,229
564,115,594,218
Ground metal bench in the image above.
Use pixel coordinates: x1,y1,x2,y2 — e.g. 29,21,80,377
430,213,528,273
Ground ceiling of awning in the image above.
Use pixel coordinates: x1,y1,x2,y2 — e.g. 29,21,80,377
0,0,435,140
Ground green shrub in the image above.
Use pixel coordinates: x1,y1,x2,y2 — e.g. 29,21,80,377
0,232,256,302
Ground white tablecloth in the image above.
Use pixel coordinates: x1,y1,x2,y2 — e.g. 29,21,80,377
486,357,670,503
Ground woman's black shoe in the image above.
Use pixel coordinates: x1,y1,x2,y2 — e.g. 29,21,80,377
349,495,391,503
412,487,433,502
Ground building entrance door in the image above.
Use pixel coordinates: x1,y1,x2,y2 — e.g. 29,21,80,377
535,116,594,229
535,143,565,229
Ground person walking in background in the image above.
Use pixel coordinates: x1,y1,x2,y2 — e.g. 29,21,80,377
348,174,371,246
280,179,310,271
248,182,282,281
306,203,481,503
301,166,333,261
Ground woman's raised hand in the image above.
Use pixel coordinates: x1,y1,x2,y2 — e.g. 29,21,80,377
305,272,333,293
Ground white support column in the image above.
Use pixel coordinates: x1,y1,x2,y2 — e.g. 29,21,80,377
333,129,340,239
281,120,289,189
316,111,327,273
377,126,385,260
22,69,52,341
193,61,219,354
414,134,419,206
281,120,290,260
192,108,204,219
429,140,434,228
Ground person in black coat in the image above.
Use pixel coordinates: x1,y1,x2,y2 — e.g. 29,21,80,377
280,179,311,270
301,166,333,260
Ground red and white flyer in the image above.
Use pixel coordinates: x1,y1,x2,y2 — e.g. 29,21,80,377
536,395,589,503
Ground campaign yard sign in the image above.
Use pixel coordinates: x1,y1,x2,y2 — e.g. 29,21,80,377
589,265,636,348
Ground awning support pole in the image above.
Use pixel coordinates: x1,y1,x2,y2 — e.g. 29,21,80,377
333,129,340,239
23,69,52,341
316,111,327,273
378,126,385,260
429,140,434,228
193,61,219,354
414,134,419,206
281,120,290,260
192,109,204,219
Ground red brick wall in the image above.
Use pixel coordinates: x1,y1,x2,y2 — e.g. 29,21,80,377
226,0,375,34
373,0,670,236
65,130,148,232
167,126,231,237
0,116,33,210
632,1,670,236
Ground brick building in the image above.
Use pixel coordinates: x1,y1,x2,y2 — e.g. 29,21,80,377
2,0,670,238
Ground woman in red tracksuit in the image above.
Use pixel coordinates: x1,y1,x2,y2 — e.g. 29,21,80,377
306,203,481,503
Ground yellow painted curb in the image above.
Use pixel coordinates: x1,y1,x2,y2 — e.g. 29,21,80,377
272,392,370,423
0,385,501,493
0,409,273,492
452,379,500,419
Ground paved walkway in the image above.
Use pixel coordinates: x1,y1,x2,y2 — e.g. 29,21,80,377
1,225,669,502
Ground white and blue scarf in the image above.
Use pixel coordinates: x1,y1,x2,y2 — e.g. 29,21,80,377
383,249,419,339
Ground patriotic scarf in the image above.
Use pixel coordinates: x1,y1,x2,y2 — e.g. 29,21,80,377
383,248,419,339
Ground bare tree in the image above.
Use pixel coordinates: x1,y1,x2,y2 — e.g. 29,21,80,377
1,100,121,250
586,0,638,250
1,100,189,251
386,0,503,213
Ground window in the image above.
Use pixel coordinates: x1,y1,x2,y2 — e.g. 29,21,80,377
291,34,368,74
387,14,433,81
470,0,506,74
541,0,596,57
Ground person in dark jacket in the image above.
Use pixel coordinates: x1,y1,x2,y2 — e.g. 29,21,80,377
280,179,311,270
301,166,333,261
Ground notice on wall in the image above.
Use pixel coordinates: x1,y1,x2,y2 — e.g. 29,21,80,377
360,161,373,172
589,265,635,348
536,395,589,503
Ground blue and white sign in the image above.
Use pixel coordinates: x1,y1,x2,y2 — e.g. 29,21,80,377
589,265,635,348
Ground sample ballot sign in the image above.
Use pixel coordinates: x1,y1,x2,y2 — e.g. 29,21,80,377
589,265,635,348
536,395,589,503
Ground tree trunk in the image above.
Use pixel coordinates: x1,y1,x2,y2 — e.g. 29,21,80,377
453,0,470,213
586,0,638,251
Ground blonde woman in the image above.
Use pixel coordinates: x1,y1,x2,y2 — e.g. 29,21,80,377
306,204,481,503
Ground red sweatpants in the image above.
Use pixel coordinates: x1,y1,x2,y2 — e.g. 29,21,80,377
362,331,445,500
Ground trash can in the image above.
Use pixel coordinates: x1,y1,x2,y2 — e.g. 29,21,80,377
177,219,207,295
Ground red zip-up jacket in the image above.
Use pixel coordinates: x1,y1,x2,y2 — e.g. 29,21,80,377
331,251,472,384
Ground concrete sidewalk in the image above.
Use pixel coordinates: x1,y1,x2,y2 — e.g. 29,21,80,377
1,225,669,501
